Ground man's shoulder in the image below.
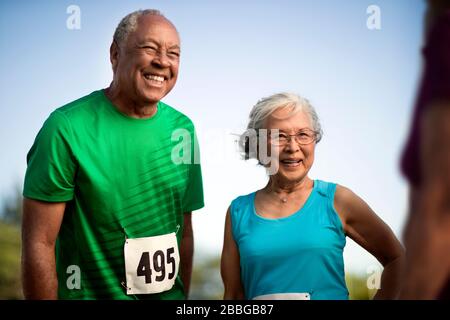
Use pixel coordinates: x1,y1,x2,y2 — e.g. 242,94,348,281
55,90,104,118
35,90,104,141
159,101,196,130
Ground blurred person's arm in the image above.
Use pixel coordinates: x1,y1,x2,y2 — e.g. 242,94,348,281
221,207,245,299
426,0,450,35
334,186,406,300
21,198,65,300
420,101,450,196
401,101,450,299
180,212,194,298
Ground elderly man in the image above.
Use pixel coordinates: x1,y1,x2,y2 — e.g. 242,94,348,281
21,9,203,300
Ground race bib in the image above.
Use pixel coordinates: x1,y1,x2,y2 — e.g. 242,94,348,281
124,232,180,295
253,292,311,300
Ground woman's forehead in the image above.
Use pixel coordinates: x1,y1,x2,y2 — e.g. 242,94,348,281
265,108,312,129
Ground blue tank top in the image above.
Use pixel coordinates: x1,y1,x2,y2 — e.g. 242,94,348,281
230,180,349,300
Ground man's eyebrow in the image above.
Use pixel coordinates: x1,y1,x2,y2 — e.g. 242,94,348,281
136,39,158,45
167,44,181,50
136,39,180,49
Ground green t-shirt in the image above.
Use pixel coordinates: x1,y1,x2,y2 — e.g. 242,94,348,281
23,90,204,299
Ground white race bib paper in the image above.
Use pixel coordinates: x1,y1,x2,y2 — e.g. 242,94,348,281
124,232,180,295
253,292,311,300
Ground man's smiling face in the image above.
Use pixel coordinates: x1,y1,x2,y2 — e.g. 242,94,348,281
112,14,180,107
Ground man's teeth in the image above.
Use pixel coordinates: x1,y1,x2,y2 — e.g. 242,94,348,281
144,74,165,82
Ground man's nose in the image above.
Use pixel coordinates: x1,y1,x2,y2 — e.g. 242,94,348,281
152,51,171,68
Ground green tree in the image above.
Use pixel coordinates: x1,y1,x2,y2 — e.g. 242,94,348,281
0,186,23,299
0,221,22,299
1,186,22,225
190,253,224,299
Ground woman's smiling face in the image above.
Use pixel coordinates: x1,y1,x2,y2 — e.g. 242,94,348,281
263,107,317,182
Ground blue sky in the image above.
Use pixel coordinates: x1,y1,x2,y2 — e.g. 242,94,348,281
0,0,425,273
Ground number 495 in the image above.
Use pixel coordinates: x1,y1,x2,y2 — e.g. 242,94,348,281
137,247,176,283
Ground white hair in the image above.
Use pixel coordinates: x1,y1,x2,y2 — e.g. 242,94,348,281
240,92,323,160
113,9,166,46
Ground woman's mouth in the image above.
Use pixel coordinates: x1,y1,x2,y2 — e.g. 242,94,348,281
280,159,303,167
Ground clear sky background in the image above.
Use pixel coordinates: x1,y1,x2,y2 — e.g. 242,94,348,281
0,0,425,274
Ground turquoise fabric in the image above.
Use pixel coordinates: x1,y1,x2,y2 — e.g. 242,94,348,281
230,180,349,300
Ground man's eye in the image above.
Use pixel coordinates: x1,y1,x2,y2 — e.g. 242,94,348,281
168,51,180,57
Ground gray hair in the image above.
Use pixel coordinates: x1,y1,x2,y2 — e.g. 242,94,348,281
113,9,165,47
240,92,323,160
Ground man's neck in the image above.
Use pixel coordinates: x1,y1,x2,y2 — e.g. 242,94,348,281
104,86,158,119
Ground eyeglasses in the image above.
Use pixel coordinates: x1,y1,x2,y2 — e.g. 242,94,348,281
269,129,317,146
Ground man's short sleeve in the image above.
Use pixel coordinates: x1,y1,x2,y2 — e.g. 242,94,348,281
182,128,204,213
23,111,77,202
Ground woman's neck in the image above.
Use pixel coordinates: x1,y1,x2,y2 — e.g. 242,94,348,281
266,176,313,195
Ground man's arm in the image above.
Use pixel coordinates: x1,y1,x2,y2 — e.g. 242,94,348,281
21,198,65,299
180,212,194,298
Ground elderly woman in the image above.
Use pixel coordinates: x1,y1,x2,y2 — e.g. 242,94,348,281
221,93,405,300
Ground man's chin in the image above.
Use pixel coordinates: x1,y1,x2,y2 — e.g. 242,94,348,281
137,92,164,106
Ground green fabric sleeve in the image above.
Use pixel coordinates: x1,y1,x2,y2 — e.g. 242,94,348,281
23,111,77,202
182,128,204,212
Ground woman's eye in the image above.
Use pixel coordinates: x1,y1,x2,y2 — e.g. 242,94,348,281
299,131,312,137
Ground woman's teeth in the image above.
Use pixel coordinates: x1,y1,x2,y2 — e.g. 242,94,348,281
281,159,302,166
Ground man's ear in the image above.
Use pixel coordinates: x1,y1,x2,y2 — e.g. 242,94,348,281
110,41,119,73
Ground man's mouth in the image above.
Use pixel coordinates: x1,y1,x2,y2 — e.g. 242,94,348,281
143,73,167,86
280,159,303,167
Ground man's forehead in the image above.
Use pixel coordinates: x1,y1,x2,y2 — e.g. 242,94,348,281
133,15,180,44
137,15,178,33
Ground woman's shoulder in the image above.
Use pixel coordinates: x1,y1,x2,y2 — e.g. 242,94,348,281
314,179,339,198
230,191,256,211
314,180,363,217
228,191,257,232
332,184,358,203
332,183,368,222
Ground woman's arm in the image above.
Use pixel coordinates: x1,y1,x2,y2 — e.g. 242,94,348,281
220,207,245,299
334,186,405,299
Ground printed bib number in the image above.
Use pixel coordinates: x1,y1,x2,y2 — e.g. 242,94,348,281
124,232,179,295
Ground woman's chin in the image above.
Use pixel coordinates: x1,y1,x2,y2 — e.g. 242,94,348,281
275,167,308,182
